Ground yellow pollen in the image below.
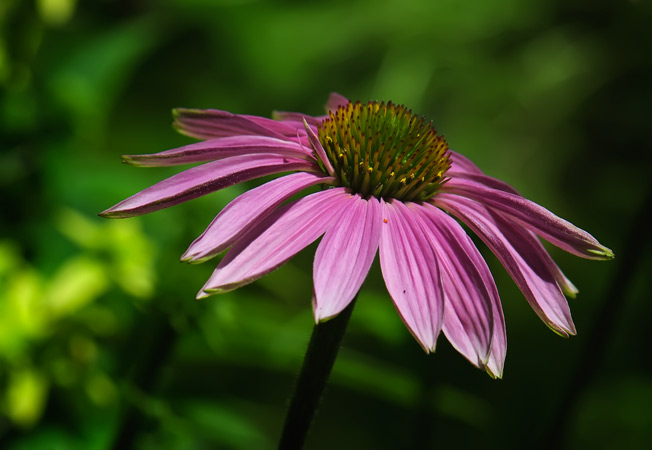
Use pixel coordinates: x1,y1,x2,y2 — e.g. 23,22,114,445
315,100,451,202
383,218,388,223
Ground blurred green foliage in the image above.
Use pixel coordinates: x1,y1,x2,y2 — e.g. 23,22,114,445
1,0,651,449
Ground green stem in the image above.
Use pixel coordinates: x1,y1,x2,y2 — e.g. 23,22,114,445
277,296,357,450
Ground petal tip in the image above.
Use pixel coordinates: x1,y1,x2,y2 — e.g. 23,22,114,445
589,246,615,260
120,155,148,167
548,323,574,338
484,366,503,379
98,208,122,219
180,252,210,265
173,107,202,117
196,289,212,300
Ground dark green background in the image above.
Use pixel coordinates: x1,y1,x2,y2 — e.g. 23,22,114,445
1,0,651,449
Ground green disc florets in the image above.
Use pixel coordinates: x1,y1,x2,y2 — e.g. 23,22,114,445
317,101,451,202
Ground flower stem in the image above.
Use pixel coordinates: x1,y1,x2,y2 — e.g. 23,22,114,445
277,296,357,450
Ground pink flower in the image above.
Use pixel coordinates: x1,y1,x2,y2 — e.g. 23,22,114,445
101,93,613,378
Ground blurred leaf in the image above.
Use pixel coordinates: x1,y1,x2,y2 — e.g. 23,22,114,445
46,256,109,318
85,372,117,407
0,265,47,350
55,208,104,251
36,0,77,27
56,208,157,298
107,220,157,298
4,367,49,428
0,240,20,275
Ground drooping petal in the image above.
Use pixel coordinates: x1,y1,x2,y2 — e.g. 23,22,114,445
441,178,614,260
313,195,382,322
446,166,576,297
182,172,333,264
99,154,315,218
172,108,300,140
379,199,444,352
485,298,507,379
525,230,580,299
420,203,506,378
200,188,351,296
122,136,314,167
412,203,495,370
435,193,576,337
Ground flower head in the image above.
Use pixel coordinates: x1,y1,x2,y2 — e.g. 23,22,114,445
101,93,613,378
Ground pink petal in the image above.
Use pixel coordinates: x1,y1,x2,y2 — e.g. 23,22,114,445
485,298,507,379
272,111,321,127
200,188,351,295
421,203,507,378
448,150,484,175
447,167,520,195
324,92,349,112
441,178,614,260
426,203,507,378
379,199,444,352
525,230,580,299
182,172,333,263
303,119,335,177
436,193,577,337
272,92,349,125
122,136,314,167
413,203,496,370
313,195,382,321
173,108,300,140
99,154,315,218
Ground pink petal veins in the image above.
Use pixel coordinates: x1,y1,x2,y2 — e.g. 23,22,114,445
172,108,301,140
99,154,315,218
441,178,614,260
413,203,496,369
313,195,382,322
379,200,444,352
436,194,576,337
182,172,333,263
122,136,314,167
200,188,351,296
